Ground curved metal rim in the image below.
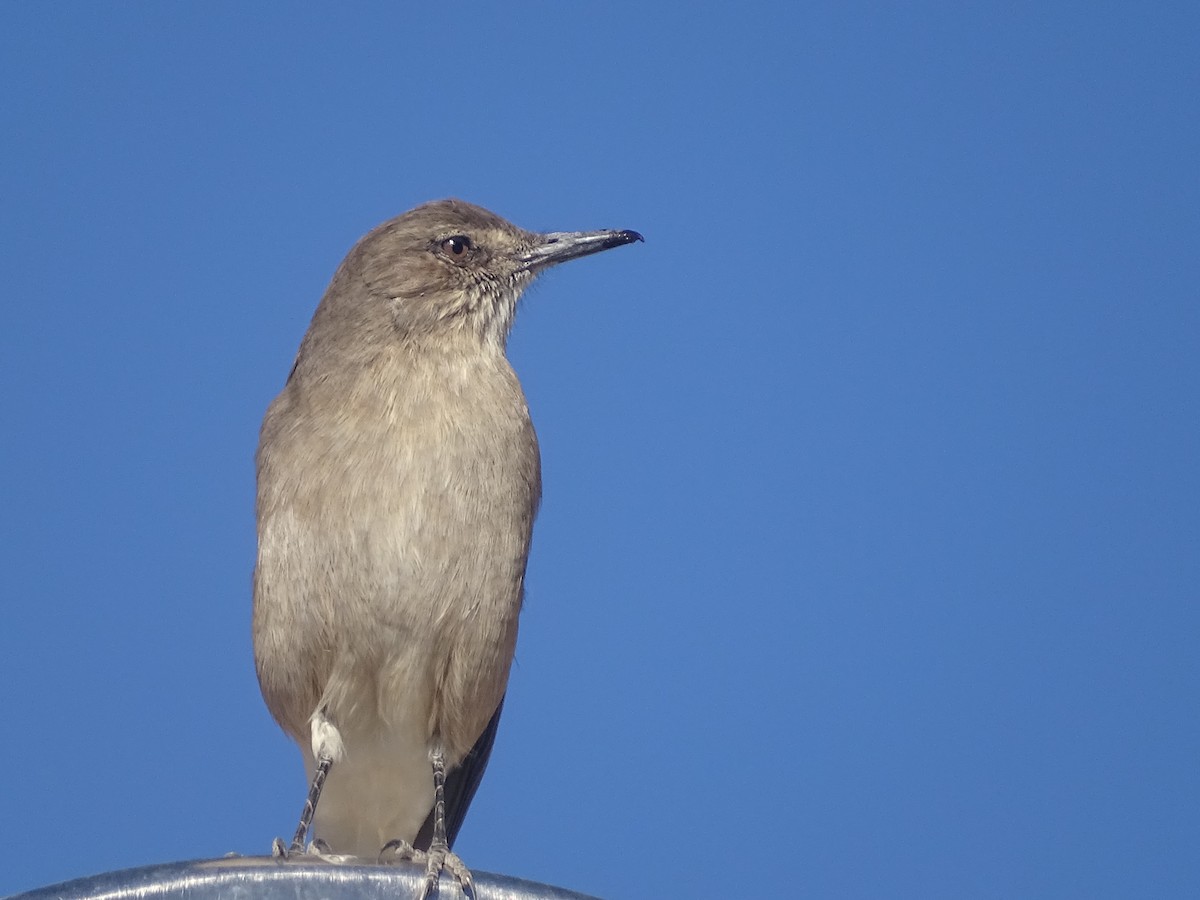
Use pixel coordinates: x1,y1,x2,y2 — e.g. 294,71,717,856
5,855,602,900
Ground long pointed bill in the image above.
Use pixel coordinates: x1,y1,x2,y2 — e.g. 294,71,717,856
519,228,644,271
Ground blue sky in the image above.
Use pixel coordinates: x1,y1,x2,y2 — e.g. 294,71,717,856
2,3,1197,897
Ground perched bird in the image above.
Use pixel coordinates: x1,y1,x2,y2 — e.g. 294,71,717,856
252,199,641,895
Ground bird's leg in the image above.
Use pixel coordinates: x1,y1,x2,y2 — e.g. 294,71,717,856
421,750,474,898
274,710,344,857
285,753,333,854
380,749,474,900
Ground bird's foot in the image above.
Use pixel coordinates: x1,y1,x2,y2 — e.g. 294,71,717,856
273,837,344,860
381,839,474,900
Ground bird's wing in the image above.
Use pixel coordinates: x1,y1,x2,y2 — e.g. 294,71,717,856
414,696,505,850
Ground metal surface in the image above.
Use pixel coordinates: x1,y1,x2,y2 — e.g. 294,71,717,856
5,856,601,900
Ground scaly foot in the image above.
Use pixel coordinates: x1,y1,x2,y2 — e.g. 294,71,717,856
381,838,473,899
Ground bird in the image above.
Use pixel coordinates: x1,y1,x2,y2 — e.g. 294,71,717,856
251,198,641,896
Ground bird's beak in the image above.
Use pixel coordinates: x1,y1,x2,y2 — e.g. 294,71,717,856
518,228,644,271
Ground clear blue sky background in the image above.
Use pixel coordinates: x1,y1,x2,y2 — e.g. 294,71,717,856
2,4,1196,898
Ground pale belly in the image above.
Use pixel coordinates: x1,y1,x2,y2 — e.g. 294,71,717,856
307,714,434,855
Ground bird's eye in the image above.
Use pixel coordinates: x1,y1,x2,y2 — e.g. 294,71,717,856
441,235,472,257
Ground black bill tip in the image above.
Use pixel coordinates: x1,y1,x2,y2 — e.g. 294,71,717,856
607,229,644,248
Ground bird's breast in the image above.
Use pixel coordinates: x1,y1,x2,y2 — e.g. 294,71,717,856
254,345,539,746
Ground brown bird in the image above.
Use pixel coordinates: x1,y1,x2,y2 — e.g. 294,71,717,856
252,199,641,895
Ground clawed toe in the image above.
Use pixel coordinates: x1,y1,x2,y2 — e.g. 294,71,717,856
426,845,473,899
380,837,419,863
273,836,348,862
381,840,473,899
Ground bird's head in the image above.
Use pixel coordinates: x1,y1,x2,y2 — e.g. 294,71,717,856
318,198,642,347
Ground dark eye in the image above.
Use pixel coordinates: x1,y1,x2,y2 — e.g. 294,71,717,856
441,235,472,257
